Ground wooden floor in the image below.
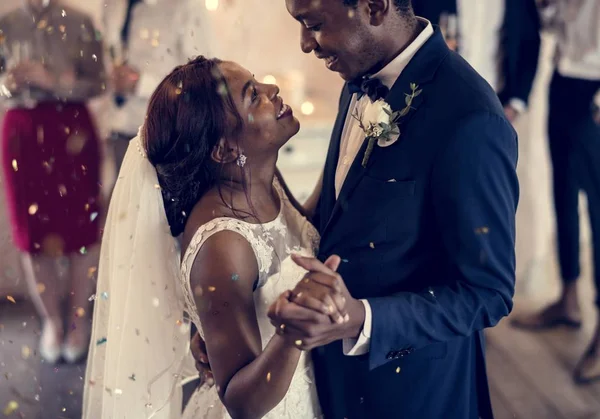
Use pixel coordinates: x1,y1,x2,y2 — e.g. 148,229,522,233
486,246,600,419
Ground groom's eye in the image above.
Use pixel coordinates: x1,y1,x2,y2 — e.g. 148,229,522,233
307,24,322,32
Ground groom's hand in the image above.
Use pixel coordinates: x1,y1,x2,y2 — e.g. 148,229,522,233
268,255,365,351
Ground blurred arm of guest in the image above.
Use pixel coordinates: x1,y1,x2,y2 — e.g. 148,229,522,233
0,2,105,106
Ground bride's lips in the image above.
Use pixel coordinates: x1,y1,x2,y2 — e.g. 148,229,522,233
276,101,293,120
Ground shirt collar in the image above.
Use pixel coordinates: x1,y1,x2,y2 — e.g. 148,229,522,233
372,18,434,89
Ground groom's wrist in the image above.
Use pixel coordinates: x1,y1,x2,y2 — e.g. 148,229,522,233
344,297,366,339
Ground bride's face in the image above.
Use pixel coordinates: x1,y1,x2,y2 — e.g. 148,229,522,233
219,62,300,158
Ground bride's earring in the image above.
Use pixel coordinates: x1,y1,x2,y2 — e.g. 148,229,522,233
236,153,247,168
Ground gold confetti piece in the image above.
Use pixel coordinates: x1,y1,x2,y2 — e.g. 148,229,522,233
266,372,271,382
396,367,401,373
369,242,375,249
28,204,39,215
11,159,17,171
475,226,489,234
76,307,85,317
295,339,303,347
21,345,31,359
176,319,182,326
154,184,160,189
36,283,46,294
279,324,286,331
6,296,16,303
88,267,97,278
3,400,18,415
208,286,216,292
152,298,160,307
58,184,67,196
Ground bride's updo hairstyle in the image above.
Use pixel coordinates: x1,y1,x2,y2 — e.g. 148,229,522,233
143,56,244,236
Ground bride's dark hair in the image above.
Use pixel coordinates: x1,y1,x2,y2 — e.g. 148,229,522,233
143,56,244,236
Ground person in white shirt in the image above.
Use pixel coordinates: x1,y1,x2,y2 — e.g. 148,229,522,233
104,0,213,174
513,0,600,384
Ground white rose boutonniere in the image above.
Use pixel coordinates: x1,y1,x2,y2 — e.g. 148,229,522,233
353,83,422,167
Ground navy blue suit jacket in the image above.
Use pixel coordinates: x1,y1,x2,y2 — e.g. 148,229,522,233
311,29,519,419
413,0,541,106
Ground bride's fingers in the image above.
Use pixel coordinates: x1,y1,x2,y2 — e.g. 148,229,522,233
292,291,335,317
291,254,338,276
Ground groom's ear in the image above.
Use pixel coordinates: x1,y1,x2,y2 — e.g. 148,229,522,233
366,0,390,25
211,138,239,165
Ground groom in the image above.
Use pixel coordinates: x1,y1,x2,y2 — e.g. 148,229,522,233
195,1,518,417
270,0,518,418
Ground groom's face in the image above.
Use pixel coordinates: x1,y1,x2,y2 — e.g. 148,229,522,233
286,0,382,81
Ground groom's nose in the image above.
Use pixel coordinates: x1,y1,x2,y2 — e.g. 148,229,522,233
300,27,318,54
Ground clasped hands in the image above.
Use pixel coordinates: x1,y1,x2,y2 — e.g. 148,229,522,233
191,254,365,384
267,254,365,351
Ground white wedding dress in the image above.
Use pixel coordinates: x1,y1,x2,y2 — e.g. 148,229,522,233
180,178,323,419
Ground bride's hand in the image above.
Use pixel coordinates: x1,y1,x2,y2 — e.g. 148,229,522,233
288,255,347,324
190,332,214,386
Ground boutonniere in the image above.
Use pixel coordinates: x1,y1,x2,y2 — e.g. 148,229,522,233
353,83,422,168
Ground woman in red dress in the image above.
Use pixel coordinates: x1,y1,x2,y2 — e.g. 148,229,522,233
0,0,105,364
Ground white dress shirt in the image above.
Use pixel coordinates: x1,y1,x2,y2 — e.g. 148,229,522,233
339,19,434,356
554,0,600,82
104,0,214,135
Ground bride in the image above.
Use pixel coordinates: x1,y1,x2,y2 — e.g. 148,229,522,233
83,56,345,418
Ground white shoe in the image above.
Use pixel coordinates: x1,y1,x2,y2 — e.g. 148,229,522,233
61,342,88,364
39,320,62,364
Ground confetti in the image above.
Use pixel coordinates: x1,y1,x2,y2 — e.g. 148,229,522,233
294,340,303,346
248,114,254,123
58,184,67,196
152,298,160,307
266,372,271,382
6,296,15,304
114,389,123,396
21,345,31,359
369,242,375,249
101,292,109,300
88,267,97,278
342,259,349,263
76,307,85,317
90,212,98,222
80,247,87,255
396,367,401,373
28,204,39,215
3,400,18,415
208,286,216,292
88,294,96,302
96,337,107,345
61,9,67,17
231,274,239,281
475,226,489,235
11,159,17,171
128,374,136,381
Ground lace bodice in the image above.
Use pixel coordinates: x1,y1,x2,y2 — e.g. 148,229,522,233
180,179,322,419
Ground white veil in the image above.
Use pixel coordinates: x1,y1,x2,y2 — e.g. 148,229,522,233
83,131,193,418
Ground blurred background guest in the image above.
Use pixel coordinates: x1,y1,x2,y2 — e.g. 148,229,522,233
513,0,600,384
103,0,214,176
412,0,541,123
0,0,105,364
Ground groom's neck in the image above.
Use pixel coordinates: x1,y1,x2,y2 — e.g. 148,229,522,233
373,17,421,76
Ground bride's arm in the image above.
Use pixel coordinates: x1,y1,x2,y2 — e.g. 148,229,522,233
189,231,318,418
275,168,323,221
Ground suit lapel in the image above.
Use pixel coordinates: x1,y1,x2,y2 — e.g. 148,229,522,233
321,29,450,239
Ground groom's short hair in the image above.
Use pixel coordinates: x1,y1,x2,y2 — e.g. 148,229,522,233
342,0,412,15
